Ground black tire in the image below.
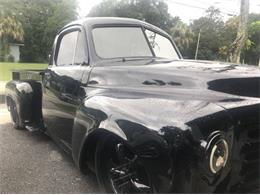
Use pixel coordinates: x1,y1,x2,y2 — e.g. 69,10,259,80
9,99,25,130
95,136,153,193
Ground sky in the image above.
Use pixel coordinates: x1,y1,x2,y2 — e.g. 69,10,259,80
77,0,260,23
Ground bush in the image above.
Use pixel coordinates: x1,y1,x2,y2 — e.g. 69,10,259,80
7,54,15,62
0,55,4,62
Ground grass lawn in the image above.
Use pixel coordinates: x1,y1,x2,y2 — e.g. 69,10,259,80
0,62,47,81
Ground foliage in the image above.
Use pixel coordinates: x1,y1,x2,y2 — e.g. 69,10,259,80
212,13,260,65
0,16,24,61
218,16,239,60
7,54,15,62
170,21,194,58
0,0,78,63
88,0,179,33
171,7,259,65
0,16,24,41
189,7,225,60
242,20,260,65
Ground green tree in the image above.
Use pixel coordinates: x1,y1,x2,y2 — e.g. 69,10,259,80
0,0,78,62
88,0,179,33
0,16,24,61
170,21,194,58
219,13,260,65
189,7,225,60
241,13,260,65
242,20,260,65
218,13,260,65
43,0,78,59
20,0,78,62
219,16,239,61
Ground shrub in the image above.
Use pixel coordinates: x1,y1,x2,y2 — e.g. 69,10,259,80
7,54,15,62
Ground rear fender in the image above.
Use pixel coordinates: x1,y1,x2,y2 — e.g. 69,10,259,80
5,80,42,124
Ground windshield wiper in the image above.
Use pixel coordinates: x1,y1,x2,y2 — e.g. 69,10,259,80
118,57,155,62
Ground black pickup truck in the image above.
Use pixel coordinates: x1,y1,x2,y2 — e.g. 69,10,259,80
5,17,260,193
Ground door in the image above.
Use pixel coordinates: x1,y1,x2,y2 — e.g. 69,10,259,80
42,26,89,151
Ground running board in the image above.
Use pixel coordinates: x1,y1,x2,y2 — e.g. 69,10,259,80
25,123,46,132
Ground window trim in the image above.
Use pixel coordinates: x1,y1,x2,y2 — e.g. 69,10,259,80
141,26,156,57
54,25,89,66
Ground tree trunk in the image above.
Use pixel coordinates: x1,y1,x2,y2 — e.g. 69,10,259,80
229,0,249,63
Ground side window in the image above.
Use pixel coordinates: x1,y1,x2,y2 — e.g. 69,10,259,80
74,31,87,64
56,31,78,66
145,29,178,59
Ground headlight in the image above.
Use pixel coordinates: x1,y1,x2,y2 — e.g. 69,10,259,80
206,131,229,174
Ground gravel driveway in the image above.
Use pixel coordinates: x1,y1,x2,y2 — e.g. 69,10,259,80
0,105,100,193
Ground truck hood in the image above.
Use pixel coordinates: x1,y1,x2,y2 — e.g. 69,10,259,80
89,59,260,101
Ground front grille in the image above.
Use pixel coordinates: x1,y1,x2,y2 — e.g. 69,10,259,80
238,124,260,193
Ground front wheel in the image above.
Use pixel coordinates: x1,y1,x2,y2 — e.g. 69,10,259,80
95,137,154,193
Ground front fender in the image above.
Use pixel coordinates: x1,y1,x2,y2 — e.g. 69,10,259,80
71,95,234,192
71,96,175,191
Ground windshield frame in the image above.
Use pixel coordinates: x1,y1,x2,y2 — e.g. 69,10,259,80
90,23,181,61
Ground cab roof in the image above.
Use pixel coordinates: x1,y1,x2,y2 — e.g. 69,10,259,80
62,17,170,38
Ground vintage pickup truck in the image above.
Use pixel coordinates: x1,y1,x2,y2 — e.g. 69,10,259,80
5,17,260,193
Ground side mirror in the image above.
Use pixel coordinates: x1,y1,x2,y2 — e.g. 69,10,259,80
39,71,45,76
48,54,52,65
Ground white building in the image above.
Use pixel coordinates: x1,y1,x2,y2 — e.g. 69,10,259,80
8,43,24,62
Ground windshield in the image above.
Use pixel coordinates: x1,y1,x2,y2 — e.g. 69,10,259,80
92,26,179,60
92,27,153,59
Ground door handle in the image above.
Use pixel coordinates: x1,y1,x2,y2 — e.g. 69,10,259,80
44,72,50,77
40,71,51,77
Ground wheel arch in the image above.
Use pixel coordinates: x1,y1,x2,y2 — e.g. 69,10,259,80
77,128,126,173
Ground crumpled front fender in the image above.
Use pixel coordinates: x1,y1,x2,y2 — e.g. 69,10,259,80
72,94,236,192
